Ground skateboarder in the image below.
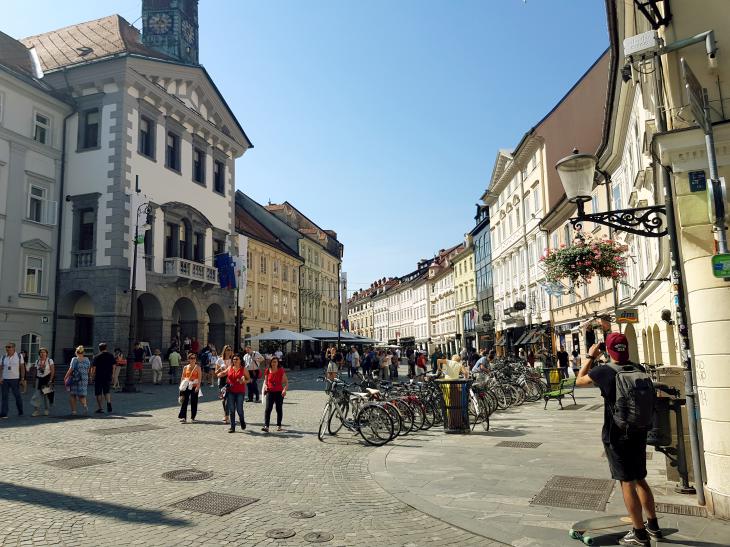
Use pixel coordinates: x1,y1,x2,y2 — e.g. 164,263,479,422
575,333,662,546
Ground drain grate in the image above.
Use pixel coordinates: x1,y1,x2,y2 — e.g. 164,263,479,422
655,502,707,517
170,492,258,516
496,441,542,449
92,424,164,435
304,531,334,543
290,510,316,519
531,475,615,511
162,469,213,481
44,456,112,470
266,529,296,539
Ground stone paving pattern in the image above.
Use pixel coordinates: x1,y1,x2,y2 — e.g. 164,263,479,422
1,367,728,546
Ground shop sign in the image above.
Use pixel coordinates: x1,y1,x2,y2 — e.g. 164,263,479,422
711,253,730,278
616,308,640,324
688,170,707,193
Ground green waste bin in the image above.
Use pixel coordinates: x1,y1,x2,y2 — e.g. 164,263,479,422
437,379,472,434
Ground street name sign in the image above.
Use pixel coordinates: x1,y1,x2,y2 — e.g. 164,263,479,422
711,253,730,278
623,30,659,58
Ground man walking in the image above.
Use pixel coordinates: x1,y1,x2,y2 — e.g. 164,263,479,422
0,342,25,418
91,343,115,413
576,333,662,546
243,345,264,403
349,346,360,377
168,347,181,384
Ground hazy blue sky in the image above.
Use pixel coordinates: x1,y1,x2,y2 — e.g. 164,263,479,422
4,0,608,294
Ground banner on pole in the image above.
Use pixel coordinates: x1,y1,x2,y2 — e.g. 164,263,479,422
129,192,148,292
235,234,249,305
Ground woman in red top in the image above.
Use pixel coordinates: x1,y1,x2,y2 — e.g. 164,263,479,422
219,354,250,432
262,357,288,432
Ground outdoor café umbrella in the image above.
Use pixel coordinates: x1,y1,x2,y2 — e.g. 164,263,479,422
301,329,358,341
250,329,316,342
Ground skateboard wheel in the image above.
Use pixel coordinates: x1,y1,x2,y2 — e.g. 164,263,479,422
569,530,579,540
583,535,593,545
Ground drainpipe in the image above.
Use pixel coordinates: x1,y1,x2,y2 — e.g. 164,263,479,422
651,53,706,506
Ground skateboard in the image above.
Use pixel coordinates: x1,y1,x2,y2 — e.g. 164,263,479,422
569,515,633,545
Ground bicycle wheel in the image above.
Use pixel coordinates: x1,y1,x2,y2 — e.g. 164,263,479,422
318,402,332,442
328,398,349,435
478,397,490,431
468,391,482,430
494,386,509,410
393,399,415,434
406,399,426,431
357,403,394,446
382,401,403,438
420,398,435,430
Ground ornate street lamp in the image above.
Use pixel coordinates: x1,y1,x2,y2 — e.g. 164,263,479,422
555,149,668,237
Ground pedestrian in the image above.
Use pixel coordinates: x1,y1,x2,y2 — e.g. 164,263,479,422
150,349,163,385
379,350,389,380
518,347,526,361
31,347,55,416
0,342,26,418
183,335,191,357
191,336,200,355
222,352,249,432
91,343,115,413
325,352,340,381
527,348,536,368
350,346,360,377
389,351,399,379
471,349,490,376
430,348,442,374
243,345,264,403
216,345,234,423
571,347,581,377
178,352,201,423
345,347,353,377
20,350,31,394
168,346,181,385
64,345,90,416
576,333,661,546
261,356,288,433
112,348,126,390
133,342,145,383
204,346,217,387
407,348,416,379
415,351,427,380
556,346,569,371
274,347,283,361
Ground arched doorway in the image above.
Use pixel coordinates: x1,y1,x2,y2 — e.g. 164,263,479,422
652,324,662,366
624,323,640,363
665,324,679,366
206,303,226,351
646,328,654,364
137,293,163,352
172,297,197,347
56,290,96,361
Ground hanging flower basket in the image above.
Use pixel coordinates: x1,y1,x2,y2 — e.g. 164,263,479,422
540,232,628,287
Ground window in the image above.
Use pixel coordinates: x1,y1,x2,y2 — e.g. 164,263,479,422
213,238,225,258
260,255,267,274
24,256,43,294
613,185,622,210
193,232,205,262
533,188,540,214
21,333,41,364
166,131,180,171
165,223,177,258
591,194,599,214
213,160,225,194
79,210,95,251
78,108,100,150
273,259,279,277
139,116,154,158
282,265,289,282
193,148,206,184
552,233,559,250
0,92,4,124
247,251,252,268
26,185,56,225
33,112,50,144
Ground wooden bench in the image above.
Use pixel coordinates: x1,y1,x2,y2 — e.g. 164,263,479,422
543,377,576,409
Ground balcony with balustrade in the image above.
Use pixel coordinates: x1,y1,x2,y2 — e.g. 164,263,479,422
163,257,218,287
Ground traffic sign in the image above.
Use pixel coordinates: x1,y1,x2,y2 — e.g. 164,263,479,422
681,58,710,133
689,170,707,193
711,253,730,278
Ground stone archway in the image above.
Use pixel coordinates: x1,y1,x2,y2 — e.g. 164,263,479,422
665,324,679,366
137,293,163,352
652,324,662,366
624,323,641,363
56,290,96,361
646,328,655,364
206,303,226,352
172,297,198,347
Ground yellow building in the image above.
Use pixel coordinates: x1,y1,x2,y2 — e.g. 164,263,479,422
452,236,477,350
235,212,302,348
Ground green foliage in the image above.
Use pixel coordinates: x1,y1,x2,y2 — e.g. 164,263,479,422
540,232,628,287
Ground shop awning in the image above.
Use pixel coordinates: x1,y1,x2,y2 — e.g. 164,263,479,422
514,332,530,345
495,339,506,346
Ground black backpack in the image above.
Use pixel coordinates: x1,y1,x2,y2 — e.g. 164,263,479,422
609,363,656,432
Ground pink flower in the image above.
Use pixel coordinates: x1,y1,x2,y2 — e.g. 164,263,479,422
560,244,566,248
585,260,592,266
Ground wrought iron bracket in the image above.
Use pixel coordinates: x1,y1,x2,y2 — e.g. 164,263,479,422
570,202,668,238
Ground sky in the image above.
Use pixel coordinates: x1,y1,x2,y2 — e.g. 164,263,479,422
4,0,609,295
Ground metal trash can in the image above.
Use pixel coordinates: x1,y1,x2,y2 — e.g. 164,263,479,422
437,379,472,434
543,368,566,391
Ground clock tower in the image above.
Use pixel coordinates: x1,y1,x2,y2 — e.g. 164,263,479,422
141,0,199,65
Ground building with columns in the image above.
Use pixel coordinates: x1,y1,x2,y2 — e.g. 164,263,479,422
0,32,72,361
21,3,252,360
427,245,461,355
452,235,476,351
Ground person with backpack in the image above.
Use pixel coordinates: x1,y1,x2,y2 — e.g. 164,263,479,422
576,333,661,546
243,345,264,403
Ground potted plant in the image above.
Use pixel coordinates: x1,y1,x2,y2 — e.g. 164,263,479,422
540,231,628,287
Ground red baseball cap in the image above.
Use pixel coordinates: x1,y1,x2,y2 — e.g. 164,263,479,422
606,332,629,363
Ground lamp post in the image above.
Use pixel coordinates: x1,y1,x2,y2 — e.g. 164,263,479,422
123,197,151,393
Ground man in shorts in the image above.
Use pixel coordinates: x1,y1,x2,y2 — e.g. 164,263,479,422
576,333,662,546
91,343,115,413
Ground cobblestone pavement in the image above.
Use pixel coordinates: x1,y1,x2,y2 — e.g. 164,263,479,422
0,368,503,547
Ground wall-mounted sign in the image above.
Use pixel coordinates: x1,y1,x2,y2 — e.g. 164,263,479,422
513,301,526,311
616,308,640,324
711,253,730,279
41,316,49,324
688,170,707,193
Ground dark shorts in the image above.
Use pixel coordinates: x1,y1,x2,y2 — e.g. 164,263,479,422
95,377,111,396
604,433,648,482
203,365,211,373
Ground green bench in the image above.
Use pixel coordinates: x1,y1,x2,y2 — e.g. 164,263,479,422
543,377,576,409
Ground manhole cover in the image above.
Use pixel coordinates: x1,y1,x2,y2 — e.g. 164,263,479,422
304,531,334,543
496,441,542,449
170,492,258,516
531,475,615,511
290,510,316,519
44,456,112,470
266,529,296,539
92,424,164,435
162,469,213,481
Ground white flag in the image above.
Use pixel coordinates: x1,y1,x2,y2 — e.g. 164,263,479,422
129,192,148,292
235,234,248,305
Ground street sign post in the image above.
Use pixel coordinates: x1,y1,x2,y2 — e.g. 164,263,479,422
681,58,710,133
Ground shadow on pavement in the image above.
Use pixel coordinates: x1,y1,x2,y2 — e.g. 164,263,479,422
478,428,526,437
0,482,189,527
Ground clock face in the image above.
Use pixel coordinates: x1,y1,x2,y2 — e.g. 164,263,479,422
181,19,196,45
148,13,172,34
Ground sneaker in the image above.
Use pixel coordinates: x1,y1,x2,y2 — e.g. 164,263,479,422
645,521,662,539
261,426,269,433
32,410,41,417
180,418,187,423
228,428,235,433
95,408,104,414
619,530,650,546
241,421,246,430
107,402,112,413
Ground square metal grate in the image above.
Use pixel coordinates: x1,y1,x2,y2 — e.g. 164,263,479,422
531,475,615,511
92,424,165,435
44,456,112,470
169,492,259,516
496,441,542,449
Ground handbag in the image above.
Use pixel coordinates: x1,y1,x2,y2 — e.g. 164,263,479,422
178,378,190,391
218,385,227,400
41,384,54,395
178,393,184,405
